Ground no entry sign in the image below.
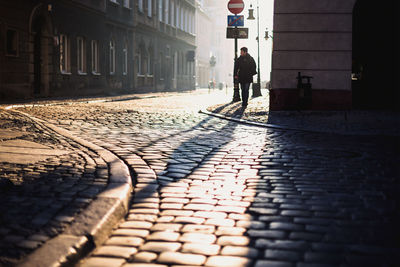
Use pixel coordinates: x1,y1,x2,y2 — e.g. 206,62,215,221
227,0,244,15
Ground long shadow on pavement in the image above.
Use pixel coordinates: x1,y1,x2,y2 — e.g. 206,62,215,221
86,105,400,266
252,129,400,266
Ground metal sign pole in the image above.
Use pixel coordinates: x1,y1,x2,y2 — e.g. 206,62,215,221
252,0,262,97
227,0,245,102
233,27,241,102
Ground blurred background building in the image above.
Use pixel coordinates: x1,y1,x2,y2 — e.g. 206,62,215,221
195,0,233,89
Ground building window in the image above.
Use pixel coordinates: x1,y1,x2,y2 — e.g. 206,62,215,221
187,12,190,32
185,9,188,32
137,52,143,75
179,52,182,75
160,52,164,79
60,34,70,73
148,51,153,75
192,12,195,34
189,12,193,33
176,3,179,28
77,37,86,74
158,0,163,22
171,0,175,27
109,40,115,74
123,42,128,75
123,0,130,8
91,40,100,74
180,7,184,30
109,0,118,4
148,0,152,17
164,0,169,24
138,0,143,12
143,54,148,76
137,51,147,76
6,28,18,56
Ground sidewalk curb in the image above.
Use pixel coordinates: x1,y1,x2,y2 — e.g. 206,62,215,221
200,109,400,137
7,109,134,267
199,109,310,132
2,95,157,110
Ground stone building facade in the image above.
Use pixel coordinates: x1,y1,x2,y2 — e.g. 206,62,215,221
134,0,196,92
195,0,234,89
195,0,212,88
270,0,397,110
0,0,196,100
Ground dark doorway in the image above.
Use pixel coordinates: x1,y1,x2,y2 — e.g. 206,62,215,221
33,17,44,95
352,0,397,109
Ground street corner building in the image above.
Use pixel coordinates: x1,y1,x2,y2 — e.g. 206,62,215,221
0,0,196,100
270,0,398,110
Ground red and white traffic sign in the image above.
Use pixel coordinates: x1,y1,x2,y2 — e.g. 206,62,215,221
227,0,244,15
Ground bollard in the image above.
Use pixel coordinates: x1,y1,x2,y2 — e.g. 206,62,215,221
296,72,313,109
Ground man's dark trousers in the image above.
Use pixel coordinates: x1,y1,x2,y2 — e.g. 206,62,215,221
240,83,251,106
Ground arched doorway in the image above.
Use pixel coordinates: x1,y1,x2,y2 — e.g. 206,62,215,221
352,0,396,109
30,6,52,97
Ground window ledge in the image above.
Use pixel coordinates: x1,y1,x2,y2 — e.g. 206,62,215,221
78,71,87,76
61,71,72,75
137,74,146,77
92,72,101,76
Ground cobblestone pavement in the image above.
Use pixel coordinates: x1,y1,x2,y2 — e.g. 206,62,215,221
0,110,109,266
15,90,400,266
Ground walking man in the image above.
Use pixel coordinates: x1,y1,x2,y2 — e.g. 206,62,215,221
234,47,257,107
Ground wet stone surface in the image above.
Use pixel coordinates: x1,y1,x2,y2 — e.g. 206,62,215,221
14,92,400,266
0,110,108,266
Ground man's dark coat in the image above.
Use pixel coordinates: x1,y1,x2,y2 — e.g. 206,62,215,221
234,53,257,83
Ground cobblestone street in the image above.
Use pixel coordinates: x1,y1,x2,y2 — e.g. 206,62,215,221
2,90,399,266
0,110,109,266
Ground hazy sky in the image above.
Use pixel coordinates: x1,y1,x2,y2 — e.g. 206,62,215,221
237,0,274,81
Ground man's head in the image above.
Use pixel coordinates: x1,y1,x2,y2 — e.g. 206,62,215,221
240,47,248,56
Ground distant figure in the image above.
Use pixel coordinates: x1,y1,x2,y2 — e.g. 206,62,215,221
234,47,257,107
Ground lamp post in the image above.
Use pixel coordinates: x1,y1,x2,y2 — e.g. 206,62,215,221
247,0,262,97
264,28,273,90
209,56,216,89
